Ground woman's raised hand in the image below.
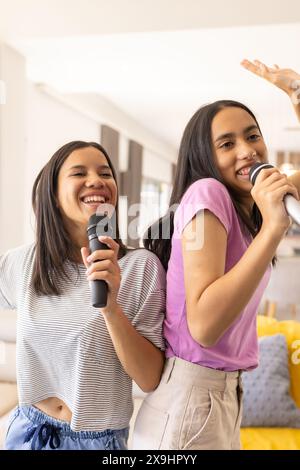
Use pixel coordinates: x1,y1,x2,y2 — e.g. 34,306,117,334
241,59,300,98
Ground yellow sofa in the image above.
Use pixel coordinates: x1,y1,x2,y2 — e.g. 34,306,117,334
241,315,300,450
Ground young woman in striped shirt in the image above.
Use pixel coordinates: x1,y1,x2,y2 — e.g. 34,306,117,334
1,141,166,450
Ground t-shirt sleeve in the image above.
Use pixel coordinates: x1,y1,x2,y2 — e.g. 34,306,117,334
130,253,166,351
0,249,18,309
175,178,233,236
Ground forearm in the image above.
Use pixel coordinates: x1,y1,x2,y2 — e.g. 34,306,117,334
191,227,282,347
292,102,300,122
102,305,165,392
287,81,300,121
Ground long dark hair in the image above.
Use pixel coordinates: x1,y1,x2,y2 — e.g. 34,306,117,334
144,100,274,270
32,140,127,296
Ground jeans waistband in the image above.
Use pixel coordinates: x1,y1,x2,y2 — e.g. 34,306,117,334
20,406,128,439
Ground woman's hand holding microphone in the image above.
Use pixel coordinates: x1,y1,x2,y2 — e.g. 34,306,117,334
251,167,300,237
81,237,121,316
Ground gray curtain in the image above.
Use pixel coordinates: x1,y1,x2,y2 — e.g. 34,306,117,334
276,151,285,167
101,125,120,186
288,152,300,169
120,140,143,248
277,151,300,169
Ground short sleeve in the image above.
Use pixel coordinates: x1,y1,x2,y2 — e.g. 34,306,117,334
0,250,18,309
0,244,32,310
129,252,166,351
174,178,234,236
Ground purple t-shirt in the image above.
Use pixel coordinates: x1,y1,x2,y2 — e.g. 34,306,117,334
164,178,271,371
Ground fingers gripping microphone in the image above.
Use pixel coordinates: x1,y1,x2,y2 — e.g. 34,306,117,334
249,162,300,226
86,213,112,308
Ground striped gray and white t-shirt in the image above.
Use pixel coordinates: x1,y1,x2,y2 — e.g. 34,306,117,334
0,243,166,431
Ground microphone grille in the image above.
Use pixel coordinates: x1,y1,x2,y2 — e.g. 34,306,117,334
249,163,274,185
86,213,107,235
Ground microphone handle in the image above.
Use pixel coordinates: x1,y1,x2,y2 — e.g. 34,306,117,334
284,194,300,226
249,163,300,226
88,237,108,308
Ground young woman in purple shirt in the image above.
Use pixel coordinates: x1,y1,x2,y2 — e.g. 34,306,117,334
133,61,300,450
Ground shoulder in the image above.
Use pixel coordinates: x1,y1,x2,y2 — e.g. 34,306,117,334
1,243,35,267
119,248,166,291
120,248,165,275
0,244,35,292
182,178,231,205
175,178,234,236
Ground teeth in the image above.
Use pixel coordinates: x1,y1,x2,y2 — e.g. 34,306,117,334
82,196,105,203
238,167,251,176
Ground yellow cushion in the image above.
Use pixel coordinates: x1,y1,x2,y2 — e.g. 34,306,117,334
257,315,300,407
240,316,300,450
241,428,300,450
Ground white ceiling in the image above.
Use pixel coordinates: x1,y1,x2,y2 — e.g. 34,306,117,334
1,0,300,154
1,0,300,36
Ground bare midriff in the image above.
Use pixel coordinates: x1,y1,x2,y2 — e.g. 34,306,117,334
34,397,72,422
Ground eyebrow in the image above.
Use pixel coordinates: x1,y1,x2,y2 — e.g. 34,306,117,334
214,125,260,144
68,164,112,171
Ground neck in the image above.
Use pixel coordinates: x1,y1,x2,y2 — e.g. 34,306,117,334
236,192,254,217
242,201,254,218
65,221,89,262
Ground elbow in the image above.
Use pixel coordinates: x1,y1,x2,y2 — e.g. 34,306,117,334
140,383,158,394
187,302,222,348
135,363,164,393
188,321,219,349
193,333,218,349
138,377,161,393
132,351,165,393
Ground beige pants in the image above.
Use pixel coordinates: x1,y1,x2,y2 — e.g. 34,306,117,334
133,357,243,450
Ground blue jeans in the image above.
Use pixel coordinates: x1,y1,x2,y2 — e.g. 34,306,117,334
5,406,129,450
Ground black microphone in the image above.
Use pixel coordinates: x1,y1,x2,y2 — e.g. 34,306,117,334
249,162,300,226
86,212,113,308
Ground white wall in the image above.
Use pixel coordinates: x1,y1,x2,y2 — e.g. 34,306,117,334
47,90,176,164
24,83,101,243
0,42,175,251
0,44,27,253
24,84,175,244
